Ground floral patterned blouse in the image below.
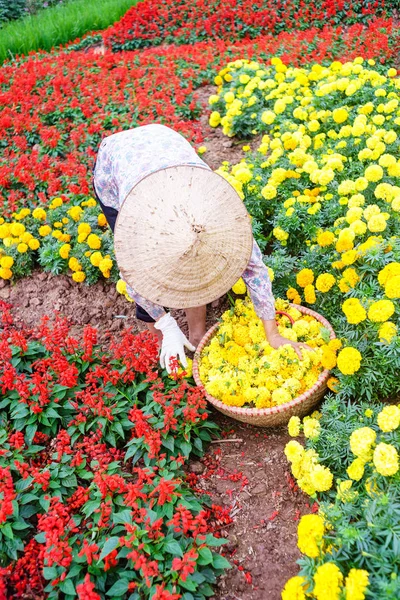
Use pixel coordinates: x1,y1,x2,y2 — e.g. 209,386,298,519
93,124,275,321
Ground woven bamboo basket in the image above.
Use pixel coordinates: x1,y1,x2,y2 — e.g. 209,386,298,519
193,304,336,427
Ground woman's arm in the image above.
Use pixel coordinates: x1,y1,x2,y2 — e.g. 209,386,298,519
242,240,310,359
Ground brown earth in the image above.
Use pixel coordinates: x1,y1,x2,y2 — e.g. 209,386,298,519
0,84,311,600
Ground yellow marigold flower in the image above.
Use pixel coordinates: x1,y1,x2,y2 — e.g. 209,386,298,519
32,207,46,220
385,276,400,299
365,408,373,418
377,405,400,432
232,278,247,294
313,562,343,600
378,321,397,343
28,238,40,250
297,514,325,558
303,418,321,440
273,227,289,242
209,111,221,127
373,442,399,476
341,250,358,266
284,440,304,462
365,164,383,182
116,279,127,295
321,346,337,370
328,338,342,352
327,376,339,392
304,284,316,304
296,268,314,288
99,257,113,274
337,347,362,375
68,257,82,272
39,225,52,237
343,268,359,288
342,298,367,324
77,222,91,236
72,271,86,283
344,568,369,600
0,256,13,269
50,197,63,209
317,231,335,247
347,457,365,481
368,214,387,233
378,262,400,286
286,287,302,305
98,213,107,227
261,184,277,200
9,223,25,237
59,244,71,259
0,268,12,280
281,576,306,600
68,206,83,222
288,416,301,437
333,107,348,123
311,464,333,492
368,299,395,322
17,243,28,253
90,252,102,267
350,427,376,458
315,273,335,293
272,388,292,405
87,233,101,250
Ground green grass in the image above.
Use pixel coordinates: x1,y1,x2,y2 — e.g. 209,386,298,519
0,0,139,64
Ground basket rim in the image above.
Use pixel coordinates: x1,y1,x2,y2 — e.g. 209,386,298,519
192,303,336,416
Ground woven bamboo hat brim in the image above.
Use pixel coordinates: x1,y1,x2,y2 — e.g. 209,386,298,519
114,165,253,309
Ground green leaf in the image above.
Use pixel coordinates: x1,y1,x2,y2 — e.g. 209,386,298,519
59,579,75,595
1,523,14,539
198,547,213,565
180,441,192,456
99,536,120,561
25,423,38,445
19,493,39,504
164,539,183,557
113,510,133,525
204,534,227,547
212,554,231,570
178,577,197,592
106,579,129,596
43,566,59,580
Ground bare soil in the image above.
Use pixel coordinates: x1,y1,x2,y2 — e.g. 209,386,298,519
0,84,311,599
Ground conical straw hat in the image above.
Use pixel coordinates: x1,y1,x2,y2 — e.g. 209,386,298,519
114,165,253,309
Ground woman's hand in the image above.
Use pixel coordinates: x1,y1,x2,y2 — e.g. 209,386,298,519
267,332,313,360
262,318,313,360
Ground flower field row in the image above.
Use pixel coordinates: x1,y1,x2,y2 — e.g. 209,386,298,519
0,20,398,293
0,301,228,599
103,0,387,51
210,56,400,404
281,396,400,599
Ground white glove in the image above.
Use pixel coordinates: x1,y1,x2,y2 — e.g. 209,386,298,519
154,313,196,374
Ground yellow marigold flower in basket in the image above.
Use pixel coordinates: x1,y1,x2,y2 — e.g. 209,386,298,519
231,277,247,294
373,442,399,476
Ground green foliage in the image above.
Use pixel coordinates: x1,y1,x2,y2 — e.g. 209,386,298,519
0,0,139,64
